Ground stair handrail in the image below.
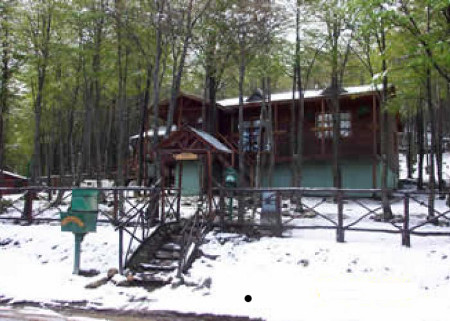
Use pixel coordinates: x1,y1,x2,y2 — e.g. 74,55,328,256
176,195,214,278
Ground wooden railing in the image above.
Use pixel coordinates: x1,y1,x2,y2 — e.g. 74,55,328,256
213,187,450,247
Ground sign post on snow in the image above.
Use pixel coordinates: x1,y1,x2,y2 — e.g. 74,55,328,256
60,189,99,274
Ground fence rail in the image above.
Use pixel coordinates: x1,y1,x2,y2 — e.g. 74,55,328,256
213,187,450,247
0,186,182,272
2,186,450,255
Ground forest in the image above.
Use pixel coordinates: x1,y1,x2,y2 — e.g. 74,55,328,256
0,0,449,191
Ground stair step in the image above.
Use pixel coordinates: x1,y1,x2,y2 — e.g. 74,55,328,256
149,258,178,266
161,243,181,251
139,263,177,271
132,273,172,286
169,235,184,243
155,250,181,260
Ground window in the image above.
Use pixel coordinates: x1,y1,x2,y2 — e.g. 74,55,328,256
241,120,270,152
316,112,351,138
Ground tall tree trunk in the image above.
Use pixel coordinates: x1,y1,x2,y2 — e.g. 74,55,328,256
152,0,164,183
0,5,10,175
330,17,341,190
424,4,437,221
93,2,104,184
138,65,152,186
417,94,425,189
379,22,393,220
426,66,436,221
237,40,246,223
115,0,127,186
266,77,275,187
165,0,194,138
436,82,444,192
406,111,415,179
294,6,304,191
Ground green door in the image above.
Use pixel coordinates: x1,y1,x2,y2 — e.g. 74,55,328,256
175,160,201,196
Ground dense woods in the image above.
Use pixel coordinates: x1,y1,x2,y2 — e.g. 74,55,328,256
0,0,449,191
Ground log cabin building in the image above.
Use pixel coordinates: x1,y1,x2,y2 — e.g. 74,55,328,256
0,170,28,194
130,84,399,194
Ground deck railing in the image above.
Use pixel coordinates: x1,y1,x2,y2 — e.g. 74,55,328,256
213,187,450,247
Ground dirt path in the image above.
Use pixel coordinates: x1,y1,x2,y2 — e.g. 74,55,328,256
0,305,262,321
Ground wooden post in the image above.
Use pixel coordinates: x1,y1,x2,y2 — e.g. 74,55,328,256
207,151,213,218
113,190,118,222
402,194,411,247
275,191,282,237
321,99,325,155
372,94,378,188
336,190,345,243
24,190,33,224
177,96,184,128
118,226,124,274
219,187,225,228
161,155,166,223
176,161,183,221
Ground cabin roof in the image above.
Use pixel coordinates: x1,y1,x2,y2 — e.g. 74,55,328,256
217,84,385,109
158,126,231,154
0,170,27,180
189,127,231,154
129,125,177,141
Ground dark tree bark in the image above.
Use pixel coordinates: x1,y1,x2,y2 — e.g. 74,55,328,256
0,4,10,175
237,36,246,223
151,0,165,184
416,94,425,190
137,65,152,186
29,6,52,185
294,7,304,190
115,0,128,186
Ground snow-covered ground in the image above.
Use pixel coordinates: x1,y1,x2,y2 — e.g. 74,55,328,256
2,222,450,321
0,153,450,321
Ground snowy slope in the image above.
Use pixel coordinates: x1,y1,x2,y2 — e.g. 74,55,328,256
1,220,450,320
0,154,450,320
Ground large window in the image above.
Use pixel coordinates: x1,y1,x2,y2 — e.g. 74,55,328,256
242,120,270,152
315,112,351,138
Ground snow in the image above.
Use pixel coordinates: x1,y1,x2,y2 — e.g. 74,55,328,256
0,154,450,320
399,152,450,183
129,125,177,141
217,84,384,108
0,306,108,320
189,127,232,154
0,170,27,180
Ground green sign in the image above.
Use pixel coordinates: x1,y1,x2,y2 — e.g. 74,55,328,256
60,211,98,233
224,167,238,187
60,189,100,274
60,189,99,234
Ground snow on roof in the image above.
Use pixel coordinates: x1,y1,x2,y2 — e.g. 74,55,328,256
217,84,383,108
0,170,27,180
189,127,231,154
129,125,177,141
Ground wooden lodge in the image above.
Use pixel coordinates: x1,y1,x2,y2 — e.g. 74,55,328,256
130,84,400,194
0,170,28,194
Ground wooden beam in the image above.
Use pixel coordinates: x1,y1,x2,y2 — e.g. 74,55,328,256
321,99,325,155
207,151,213,217
161,155,166,223
177,160,183,221
177,96,184,127
372,94,378,188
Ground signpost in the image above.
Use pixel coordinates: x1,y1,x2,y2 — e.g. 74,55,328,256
224,168,237,219
60,189,99,274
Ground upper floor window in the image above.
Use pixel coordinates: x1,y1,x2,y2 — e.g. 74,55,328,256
316,112,351,138
242,120,270,152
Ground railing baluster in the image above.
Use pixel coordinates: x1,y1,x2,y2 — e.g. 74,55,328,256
336,190,345,243
402,194,411,247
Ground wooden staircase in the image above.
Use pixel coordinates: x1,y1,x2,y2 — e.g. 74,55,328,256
125,211,211,287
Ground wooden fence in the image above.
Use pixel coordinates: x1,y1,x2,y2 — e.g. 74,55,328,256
213,187,450,247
